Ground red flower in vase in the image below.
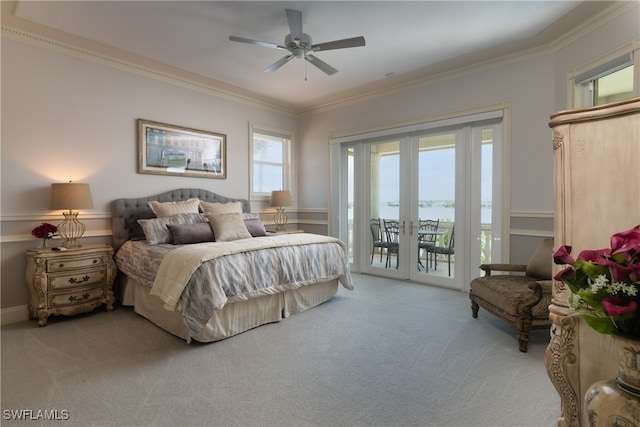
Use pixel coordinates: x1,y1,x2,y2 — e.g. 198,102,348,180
31,223,58,239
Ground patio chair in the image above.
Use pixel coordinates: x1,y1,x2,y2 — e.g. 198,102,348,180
370,218,388,264
383,219,400,269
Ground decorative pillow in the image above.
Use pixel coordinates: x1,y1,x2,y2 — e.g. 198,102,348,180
148,198,200,218
525,237,554,279
206,213,252,242
126,218,148,241
244,217,267,237
138,213,208,245
167,223,215,245
200,201,243,215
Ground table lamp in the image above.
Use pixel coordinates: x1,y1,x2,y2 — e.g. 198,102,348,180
50,182,94,247
270,190,292,231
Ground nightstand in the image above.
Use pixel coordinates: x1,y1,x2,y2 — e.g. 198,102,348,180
25,243,116,326
267,228,305,234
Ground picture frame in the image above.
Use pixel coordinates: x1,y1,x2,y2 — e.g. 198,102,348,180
138,119,226,179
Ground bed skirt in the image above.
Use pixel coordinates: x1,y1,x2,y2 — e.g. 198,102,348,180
119,275,339,342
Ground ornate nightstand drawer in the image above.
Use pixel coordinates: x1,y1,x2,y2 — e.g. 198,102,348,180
47,255,105,272
48,268,107,290
25,243,116,326
48,285,105,309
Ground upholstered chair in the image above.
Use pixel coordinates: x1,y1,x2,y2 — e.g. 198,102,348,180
469,237,553,352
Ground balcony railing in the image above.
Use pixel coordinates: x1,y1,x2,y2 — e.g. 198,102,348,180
347,220,495,269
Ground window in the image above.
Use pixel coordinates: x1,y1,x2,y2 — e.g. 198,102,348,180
573,50,637,108
250,124,293,200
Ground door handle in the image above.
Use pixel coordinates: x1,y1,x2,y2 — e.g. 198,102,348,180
401,220,406,235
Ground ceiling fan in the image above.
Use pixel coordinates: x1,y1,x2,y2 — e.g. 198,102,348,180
229,8,365,76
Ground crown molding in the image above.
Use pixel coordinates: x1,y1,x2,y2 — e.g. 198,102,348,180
1,25,297,117
2,1,634,116
299,1,636,115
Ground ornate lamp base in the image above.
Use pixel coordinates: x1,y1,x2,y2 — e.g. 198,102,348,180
273,208,288,231
58,210,86,247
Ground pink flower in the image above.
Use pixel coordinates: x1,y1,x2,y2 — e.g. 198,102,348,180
576,248,610,263
553,245,575,265
602,297,638,317
611,225,640,257
554,266,575,282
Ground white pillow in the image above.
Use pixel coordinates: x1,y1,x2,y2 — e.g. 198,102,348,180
199,200,243,215
206,213,252,242
148,198,200,217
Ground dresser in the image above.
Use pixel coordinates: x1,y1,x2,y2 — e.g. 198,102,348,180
25,243,116,326
545,97,640,426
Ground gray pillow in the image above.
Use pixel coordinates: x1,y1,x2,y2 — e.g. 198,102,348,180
244,218,267,237
138,213,208,245
167,222,215,245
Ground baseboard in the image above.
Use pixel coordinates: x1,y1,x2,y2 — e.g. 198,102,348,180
1,305,29,325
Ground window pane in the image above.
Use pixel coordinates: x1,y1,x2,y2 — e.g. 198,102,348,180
254,138,284,162
253,164,284,193
595,64,634,105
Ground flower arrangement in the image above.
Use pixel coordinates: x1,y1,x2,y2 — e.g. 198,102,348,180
553,225,640,338
31,222,58,246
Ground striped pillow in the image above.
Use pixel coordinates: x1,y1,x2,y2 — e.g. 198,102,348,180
138,213,207,244
199,201,243,214
147,198,200,217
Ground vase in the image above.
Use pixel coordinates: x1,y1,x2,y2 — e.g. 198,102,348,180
584,334,640,426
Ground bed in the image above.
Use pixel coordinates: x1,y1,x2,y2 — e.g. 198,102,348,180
111,188,353,343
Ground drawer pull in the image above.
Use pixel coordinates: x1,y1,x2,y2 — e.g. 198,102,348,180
92,259,98,264
58,263,65,268
68,275,90,284
68,293,90,302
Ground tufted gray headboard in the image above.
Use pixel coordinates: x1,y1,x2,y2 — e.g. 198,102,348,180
111,188,251,251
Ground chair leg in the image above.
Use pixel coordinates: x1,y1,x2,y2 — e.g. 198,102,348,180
517,325,531,353
447,254,451,276
471,300,479,318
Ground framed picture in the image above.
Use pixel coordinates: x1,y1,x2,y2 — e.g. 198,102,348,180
138,119,226,179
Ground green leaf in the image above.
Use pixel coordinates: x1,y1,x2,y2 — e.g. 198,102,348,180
583,315,614,334
576,260,609,281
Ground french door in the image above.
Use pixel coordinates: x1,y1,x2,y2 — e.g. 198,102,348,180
331,113,503,291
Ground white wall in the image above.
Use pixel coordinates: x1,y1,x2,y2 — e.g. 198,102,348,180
1,38,297,311
1,2,638,315
297,55,556,214
296,2,639,262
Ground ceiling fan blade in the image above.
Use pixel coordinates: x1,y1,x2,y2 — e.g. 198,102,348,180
229,35,286,50
264,55,295,73
285,9,303,42
312,36,366,52
305,54,338,76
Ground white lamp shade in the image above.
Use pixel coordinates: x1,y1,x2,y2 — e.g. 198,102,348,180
270,190,291,207
50,183,94,210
